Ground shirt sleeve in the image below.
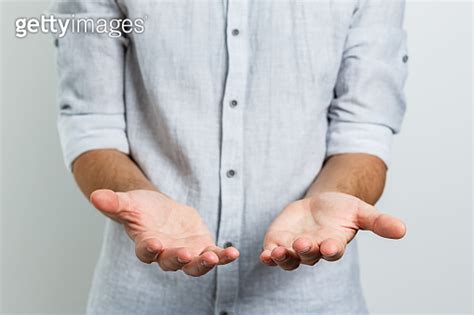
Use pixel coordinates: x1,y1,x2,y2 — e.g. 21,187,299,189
326,0,408,167
50,0,130,171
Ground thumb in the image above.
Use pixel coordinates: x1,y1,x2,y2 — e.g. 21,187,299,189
90,189,131,220
357,201,406,239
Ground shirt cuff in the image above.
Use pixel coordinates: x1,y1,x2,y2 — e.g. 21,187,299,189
58,113,130,171
325,121,394,167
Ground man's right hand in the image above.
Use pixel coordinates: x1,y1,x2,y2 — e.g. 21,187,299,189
90,189,239,277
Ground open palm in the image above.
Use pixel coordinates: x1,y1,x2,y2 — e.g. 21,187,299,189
260,192,406,270
91,189,239,276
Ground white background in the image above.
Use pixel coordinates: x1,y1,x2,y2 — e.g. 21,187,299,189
1,1,472,313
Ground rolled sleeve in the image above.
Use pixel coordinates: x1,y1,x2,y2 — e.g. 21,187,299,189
326,0,408,167
50,0,129,171
58,114,129,171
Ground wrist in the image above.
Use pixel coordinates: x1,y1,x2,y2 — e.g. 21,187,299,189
306,185,377,205
305,187,352,199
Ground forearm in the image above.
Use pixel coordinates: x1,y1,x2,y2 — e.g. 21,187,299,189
72,149,156,197
307,153,387,205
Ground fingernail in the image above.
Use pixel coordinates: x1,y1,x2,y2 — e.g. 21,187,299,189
146,246,155,253
274,255,286,262
202,260,210,267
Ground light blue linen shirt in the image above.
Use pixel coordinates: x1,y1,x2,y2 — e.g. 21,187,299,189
52,0,408,314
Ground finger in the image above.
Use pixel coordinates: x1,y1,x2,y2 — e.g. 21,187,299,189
135,237,163,264
90,189,132,222
260,240,279,266
157,247,193,271
182,251,219,277
270,246,300,271
262,238,279,252
292,237,321,265
202,246,240,265
357,202,406,239
320,238,345,261
259,249,277,266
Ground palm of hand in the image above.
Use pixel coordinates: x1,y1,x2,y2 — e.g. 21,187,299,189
261,192,406,270
265,193,359,249
121,190,215,255
91,189,239,276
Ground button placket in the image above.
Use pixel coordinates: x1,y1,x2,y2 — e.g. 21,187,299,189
214,1,249,314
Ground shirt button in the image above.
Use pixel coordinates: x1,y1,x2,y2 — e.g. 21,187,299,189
231,29,240,36
226,169,236,178
403,55,409,63
220,311,228,315
229,100,238,108
224,241,233,248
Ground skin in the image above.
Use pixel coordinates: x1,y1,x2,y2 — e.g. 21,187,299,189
73,150,239,277
259,153,406,270
73,150,405,275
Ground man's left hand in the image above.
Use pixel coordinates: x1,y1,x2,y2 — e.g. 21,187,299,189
260,192,406,270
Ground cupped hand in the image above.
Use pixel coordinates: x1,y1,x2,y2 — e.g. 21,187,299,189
90,189,239,277
260,192,406,270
